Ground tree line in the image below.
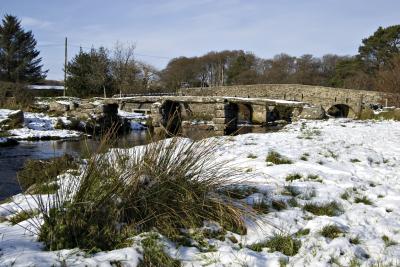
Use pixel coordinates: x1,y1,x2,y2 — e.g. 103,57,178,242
0,13,399,97
162,25,400,94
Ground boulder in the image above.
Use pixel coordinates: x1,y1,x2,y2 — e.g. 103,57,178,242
49,101,70,112
0,110,24,130
297,105,327,120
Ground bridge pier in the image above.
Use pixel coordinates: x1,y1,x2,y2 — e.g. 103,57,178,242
212,103,239,135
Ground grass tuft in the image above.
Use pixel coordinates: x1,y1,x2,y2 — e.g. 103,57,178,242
285,173,302,182
320,225,343,239
248,233,301,256
382,235,397,247
266,151,292,165
295,228,310,237
9,209,39,225
139,233,181,267
35,133,252,252
354,196,373,205
303,201,342,217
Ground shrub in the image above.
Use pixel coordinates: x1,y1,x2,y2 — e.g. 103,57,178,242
320,225,343,239
248,234,301,256
266,151,292,165
303,201,342,216
36,135,252,252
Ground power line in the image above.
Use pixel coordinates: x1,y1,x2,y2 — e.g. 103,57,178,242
37,43,172,60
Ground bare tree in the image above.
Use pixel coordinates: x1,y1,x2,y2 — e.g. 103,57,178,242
111,42,139,96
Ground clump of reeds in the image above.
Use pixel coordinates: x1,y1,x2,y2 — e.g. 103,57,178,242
32,127,251,252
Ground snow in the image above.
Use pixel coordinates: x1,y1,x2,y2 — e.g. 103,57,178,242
1,119,400,266
118,109,148,130
2,110,82,140
0,109,21,124
118,109,148,120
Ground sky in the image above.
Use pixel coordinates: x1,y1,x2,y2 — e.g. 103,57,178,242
1,0,399,80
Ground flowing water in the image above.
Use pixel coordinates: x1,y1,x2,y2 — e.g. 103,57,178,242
0,126,277,201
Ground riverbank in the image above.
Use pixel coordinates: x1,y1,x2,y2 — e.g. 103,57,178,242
0,119,399,266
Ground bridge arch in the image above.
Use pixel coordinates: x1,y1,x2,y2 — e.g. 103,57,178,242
237,103,253,124
160,100,182,135
267,106,295,123
326,104,356,118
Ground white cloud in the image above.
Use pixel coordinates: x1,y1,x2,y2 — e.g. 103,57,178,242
21,16,52,29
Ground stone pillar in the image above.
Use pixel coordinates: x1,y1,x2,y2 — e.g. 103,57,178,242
150,102,163,128
212,103,226,136
291,107,302,121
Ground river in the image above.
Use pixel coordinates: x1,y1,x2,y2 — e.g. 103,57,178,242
0,126,276,201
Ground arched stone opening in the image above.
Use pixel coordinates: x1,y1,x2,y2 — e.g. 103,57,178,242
267,106,295,123
161,100,182,135
327,104,351,118
237,103,253,124
224,103,239,135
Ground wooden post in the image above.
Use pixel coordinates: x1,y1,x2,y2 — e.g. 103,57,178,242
64,37,67,97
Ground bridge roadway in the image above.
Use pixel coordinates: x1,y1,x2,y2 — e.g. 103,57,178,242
103,95,306,108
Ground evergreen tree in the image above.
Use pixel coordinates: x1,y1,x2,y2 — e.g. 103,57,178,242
0,14,47,82
358,25,400,73
66,47,113,97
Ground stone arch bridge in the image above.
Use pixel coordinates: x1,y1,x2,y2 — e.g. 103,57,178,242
181,84,400,119
104,96,304,135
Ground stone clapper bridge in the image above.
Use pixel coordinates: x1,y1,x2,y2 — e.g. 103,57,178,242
103,95,306,135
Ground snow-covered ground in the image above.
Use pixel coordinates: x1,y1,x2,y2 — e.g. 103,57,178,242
0,110,82,140
0,119,400,266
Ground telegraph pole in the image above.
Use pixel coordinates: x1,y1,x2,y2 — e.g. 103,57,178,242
64,37,67,97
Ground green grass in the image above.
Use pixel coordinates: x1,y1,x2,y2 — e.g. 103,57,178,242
350,158,361,163
248,234,301,256
303,201,342,217
17,154,78,193
9,209,39,225
288,197,300,207
349,236,361,245
354,196,373,205
295,228,310,237
306,174,323,183
266,151,293,165
139,233,181,267
382,235,397,247
320,225,343,239
285,173,302,182
341,191,350,200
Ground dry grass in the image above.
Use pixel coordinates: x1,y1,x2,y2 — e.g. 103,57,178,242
29,128,253,252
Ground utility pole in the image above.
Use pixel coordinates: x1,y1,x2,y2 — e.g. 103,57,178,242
64,37,67,97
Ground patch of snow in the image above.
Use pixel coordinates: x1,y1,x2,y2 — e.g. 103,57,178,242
118,109,148,120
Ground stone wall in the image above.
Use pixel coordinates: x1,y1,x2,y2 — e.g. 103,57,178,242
180,84,400,111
